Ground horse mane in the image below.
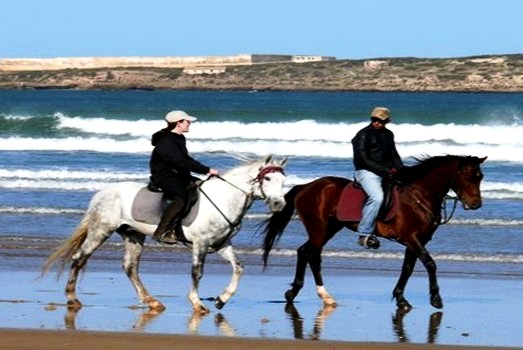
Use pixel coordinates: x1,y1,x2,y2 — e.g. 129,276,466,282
396,154,468,184
222,157,271,178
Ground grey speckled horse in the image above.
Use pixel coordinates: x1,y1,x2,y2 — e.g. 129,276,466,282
42,155,287,315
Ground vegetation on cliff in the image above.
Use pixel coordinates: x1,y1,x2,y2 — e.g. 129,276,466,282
0,54,522,92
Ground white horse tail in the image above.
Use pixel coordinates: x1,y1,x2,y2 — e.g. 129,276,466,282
41,213,90,278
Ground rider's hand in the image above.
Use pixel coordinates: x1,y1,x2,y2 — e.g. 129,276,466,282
208,168,219,176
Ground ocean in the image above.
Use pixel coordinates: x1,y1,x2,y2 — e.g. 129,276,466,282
0,89,521,279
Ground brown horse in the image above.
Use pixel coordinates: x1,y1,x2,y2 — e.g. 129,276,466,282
261,155,487,310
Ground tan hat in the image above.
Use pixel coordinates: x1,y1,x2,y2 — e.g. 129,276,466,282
165,110,197,123
371,107,391,121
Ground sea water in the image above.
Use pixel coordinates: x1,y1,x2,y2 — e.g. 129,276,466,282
0,89,521,277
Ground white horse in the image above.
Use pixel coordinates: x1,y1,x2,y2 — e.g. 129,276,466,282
41,155,287,315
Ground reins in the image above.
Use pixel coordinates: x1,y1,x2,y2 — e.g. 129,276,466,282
440,194,458,224
194,166,284,250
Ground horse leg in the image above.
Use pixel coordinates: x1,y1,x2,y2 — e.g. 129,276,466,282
187,244,210,315
309,247,337,307
214,244,244,310
285,241,312,303
119,230,165,312
392,248,418,310
416,246,443,309
65,229,111,309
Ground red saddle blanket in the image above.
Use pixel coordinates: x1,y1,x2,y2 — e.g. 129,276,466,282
336,182,399,222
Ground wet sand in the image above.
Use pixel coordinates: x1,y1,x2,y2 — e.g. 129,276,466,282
0,260,522,349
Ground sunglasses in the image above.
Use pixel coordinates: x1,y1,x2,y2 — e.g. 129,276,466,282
371,117,389,124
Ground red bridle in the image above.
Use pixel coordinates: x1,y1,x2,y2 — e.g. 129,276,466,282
254,165,285,182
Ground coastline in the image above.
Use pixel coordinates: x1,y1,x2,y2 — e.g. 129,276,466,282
1,54,522,92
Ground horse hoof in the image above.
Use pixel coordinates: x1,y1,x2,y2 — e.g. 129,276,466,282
431,295,443,309
284,290,296,303
215,297,225,310
67,299,83,310
396,299,412,311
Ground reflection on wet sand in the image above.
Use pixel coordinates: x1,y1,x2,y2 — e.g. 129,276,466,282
64,300,443,344
284,303,336,340
64,306,235,337
392,308,443,344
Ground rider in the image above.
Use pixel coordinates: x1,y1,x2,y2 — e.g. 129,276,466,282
351,107,403,249
150,110,219,244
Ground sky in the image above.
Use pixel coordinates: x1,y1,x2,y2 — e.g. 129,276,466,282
1,0,521,60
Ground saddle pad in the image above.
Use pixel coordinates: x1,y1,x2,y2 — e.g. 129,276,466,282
131,186,163,225
336,183,398,222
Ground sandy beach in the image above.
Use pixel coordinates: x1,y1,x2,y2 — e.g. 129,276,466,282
0,255,522,349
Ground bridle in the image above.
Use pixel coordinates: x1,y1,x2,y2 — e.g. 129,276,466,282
195,165,285,250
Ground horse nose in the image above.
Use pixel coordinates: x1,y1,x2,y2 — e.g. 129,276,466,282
270,198,286,212
464,200,482,210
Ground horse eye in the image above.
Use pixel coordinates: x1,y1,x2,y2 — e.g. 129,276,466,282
264,177,271,181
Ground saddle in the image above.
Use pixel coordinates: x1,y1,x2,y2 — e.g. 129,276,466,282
131,181,200,241
336,180,399,222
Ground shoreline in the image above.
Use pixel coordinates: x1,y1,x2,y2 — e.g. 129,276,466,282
0,328,517,350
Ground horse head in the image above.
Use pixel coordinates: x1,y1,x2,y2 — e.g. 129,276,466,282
252,155,288,212
452,156,487,210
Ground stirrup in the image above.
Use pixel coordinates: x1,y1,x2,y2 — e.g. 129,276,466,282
358,234,380,249
153,230,177,245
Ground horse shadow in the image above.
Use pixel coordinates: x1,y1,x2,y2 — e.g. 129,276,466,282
64,306,234,336
284,303,443,344
284,303,336,340
392,308,443,344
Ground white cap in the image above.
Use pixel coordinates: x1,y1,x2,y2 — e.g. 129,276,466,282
165,110,197,123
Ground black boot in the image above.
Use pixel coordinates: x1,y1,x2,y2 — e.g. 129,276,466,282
152,198,185,244
358,234,380,249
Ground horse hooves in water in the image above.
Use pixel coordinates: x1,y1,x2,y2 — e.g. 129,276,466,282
430,294,443,309
67,299,83,310
284,289,296,303
214,297,225,309
396,299,412,311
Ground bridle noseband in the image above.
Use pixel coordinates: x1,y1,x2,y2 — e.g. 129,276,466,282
194,165,285,250
251,165,285,201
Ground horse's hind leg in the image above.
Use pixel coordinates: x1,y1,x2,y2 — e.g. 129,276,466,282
65,229,111,309
309,246,337,307
285,240,312,303
119,229,165,311
214,244,244,309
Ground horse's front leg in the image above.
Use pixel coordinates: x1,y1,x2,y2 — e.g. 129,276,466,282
309,245,337,307
392,247,418,310
120,230,165,311
215,244,244,309
188,244,210,315
417,246,443,309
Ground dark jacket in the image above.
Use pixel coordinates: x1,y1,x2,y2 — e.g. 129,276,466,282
149,130,210,184
351,124,403,178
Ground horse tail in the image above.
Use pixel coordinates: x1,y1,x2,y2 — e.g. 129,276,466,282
261,184,304,267
40,213,89,279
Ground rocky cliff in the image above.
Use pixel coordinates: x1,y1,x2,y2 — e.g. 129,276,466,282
1,55,522,92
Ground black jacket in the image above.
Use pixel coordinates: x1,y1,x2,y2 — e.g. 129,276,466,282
149,130,210,183
351,124,403,177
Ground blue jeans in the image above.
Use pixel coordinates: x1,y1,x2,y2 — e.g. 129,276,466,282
354,169,384,235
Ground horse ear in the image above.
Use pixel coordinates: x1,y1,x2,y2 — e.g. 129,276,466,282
279,157,288,167
263,155,273,164
478,156,488,164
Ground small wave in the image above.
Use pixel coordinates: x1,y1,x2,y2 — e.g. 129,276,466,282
0,206,84,215
262,248,523,264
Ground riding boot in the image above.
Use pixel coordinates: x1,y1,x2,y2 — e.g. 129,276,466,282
358,234,380,249
152,197,185,245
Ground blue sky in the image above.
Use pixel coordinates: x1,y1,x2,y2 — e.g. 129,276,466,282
1,0,521,59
